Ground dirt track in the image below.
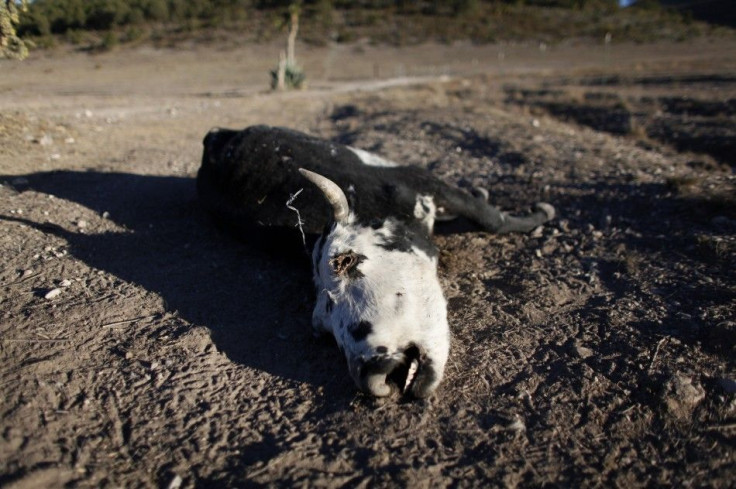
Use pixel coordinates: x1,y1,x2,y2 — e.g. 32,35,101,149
1,39,735,488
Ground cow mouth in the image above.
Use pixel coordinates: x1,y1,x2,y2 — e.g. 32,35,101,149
386,345,421,396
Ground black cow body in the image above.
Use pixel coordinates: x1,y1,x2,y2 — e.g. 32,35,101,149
197,125,553,249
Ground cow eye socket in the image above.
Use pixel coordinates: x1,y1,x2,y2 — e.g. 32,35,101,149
330,251,366,278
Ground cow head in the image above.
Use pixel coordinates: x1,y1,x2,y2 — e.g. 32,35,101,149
300,169,450,398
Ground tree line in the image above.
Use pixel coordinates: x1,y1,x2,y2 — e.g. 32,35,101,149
19,0,620,37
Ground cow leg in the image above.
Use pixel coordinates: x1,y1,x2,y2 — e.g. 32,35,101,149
436,186,555,234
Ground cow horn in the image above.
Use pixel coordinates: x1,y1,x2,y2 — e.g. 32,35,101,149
299,168,350,223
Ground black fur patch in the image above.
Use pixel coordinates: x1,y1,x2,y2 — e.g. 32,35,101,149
375,346,388,354
312,236,323,276
313,227,330,269
349,320,373,341
377,220,438,258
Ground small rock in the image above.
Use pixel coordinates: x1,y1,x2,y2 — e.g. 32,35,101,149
662,373,705,419
507,416,526,433
59,279,72,287
101,211,110,219
44,288,62,300
76,219,87,229
573,342,594,359
166,474,183,489
38,134,53,146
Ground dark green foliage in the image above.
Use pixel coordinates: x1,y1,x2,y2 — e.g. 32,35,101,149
15,0,709,47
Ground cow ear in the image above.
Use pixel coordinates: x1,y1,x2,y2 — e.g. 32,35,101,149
413,195,436,235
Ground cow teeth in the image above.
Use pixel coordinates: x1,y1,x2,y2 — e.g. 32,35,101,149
403,359,419,393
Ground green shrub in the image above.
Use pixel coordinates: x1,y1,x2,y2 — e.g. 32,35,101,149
270,62,306,90
100,30,118,50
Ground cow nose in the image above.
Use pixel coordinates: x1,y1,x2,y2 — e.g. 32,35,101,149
357,355,402,397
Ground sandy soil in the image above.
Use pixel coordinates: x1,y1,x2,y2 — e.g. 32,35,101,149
1,39,735,488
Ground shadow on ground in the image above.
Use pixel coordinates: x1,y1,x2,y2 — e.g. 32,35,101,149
2,170,356,400
3,169,734,401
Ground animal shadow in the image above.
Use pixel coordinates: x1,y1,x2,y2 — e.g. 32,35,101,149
2,170,354,398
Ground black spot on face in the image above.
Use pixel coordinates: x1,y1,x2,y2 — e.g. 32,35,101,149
376,220,438,258
375,346,388,354
370,219,385,230
349,320,373,341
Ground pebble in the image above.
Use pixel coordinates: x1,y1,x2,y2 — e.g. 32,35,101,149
166,474,183,489
38,134,53,146
574,343,594,359
662,373,705,419
507,416,526,433
59,279,72,287
76,219,88,229
44,288,62,300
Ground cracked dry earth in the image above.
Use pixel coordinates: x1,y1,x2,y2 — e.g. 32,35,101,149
1,42,735,488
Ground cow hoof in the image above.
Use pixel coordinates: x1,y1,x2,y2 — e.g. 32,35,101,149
471,186,489,202
535,202,556,221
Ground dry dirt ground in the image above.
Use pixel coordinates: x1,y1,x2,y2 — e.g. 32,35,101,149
1,39,735,488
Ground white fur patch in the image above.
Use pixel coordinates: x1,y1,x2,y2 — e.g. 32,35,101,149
413,195,436,235
348,147,399,167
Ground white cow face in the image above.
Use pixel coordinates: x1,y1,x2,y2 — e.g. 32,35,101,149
301,169,450,398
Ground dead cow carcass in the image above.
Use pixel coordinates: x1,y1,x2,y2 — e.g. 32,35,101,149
197,125,554,398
